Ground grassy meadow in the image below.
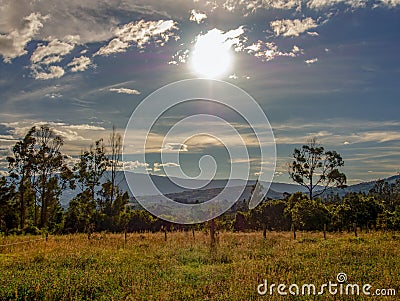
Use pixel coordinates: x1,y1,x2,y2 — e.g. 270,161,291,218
0,231,399,300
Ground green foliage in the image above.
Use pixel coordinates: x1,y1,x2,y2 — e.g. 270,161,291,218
0,176,18,233
73,139,108,202
125,209,157,232
331,193,384,230
64,190,96,233
283,192,330,231
288,137,346,200
4,126,400,236
250,200,291,231
5,126,70,233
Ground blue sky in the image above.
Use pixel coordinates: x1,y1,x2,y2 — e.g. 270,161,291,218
0,0,399,184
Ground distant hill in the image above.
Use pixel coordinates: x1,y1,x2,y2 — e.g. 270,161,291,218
123,172,311,196
320,174,400,199
59,172,400,208
59,171,308,208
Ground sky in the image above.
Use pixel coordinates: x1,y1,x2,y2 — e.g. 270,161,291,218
0,0,399,185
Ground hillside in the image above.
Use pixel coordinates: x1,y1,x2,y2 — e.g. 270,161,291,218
321,174,400,199
60,171,307,208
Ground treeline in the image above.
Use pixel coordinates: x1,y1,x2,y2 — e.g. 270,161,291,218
231,182,400,234
0,125,132,235
1,126,400,235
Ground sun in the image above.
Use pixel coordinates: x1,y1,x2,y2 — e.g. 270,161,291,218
190,29,233,79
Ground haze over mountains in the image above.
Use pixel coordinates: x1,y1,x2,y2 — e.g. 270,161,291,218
59,171,400,208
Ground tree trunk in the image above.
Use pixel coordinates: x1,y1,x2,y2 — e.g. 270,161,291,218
40,176,47,228
19,176,25,229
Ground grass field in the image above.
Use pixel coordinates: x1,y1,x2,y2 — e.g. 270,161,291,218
0,231,399,300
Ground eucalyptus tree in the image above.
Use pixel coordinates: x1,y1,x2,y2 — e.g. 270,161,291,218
7,127,36,228
288,137,346,200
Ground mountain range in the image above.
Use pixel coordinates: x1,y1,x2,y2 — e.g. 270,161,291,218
59,171,400,208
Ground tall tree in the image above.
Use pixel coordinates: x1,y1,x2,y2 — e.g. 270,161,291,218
288,137,346,200
33,125,70,228
7,127,36,229
106,126,122,205
74,139,108,205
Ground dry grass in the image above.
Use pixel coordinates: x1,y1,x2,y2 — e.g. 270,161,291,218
0,231,399,300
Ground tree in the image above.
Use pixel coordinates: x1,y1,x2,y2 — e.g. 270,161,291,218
96,126,129,229
32,125,71,229
74,139,108,205
64,190,97,233
106,126,123,206
284,192,330,231
251,200,291,236
7,127,36,229
72,139,108,232
369,178,400,210
288,137,346,200
0,177,18,233
341,193,383,231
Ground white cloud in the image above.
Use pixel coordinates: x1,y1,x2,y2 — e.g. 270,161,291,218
270,18,318,37
189,9,207,23
305,58,318,64
161,143,188,152
32,65,65,80
30,37,77,64
41,56,62,65
307,0,368,9
2,121,106,143
28,37,82,79
95,38,130,56
63,124,105,131
53,128,88,141
0,0,185,46
379,0,400,7
0,13,48,62
245,41,303,62
122,160,150,171
109,88,141,95
307,31,319,36
169,49,189,65
350,131,400,143
95,19,178,56
222,0,302,15
67,56,92,72
154,162,180,171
